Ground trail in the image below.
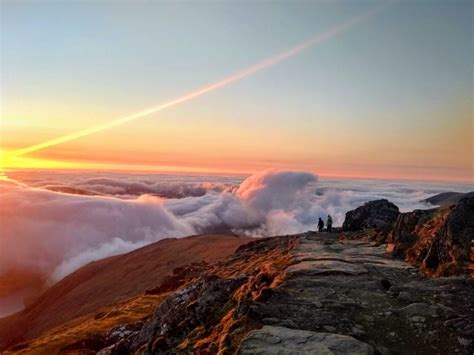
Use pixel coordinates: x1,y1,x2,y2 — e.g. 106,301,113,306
240,232,474,354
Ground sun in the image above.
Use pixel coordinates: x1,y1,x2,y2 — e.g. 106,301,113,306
0,148,97,171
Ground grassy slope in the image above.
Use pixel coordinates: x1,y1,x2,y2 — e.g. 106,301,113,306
0,234,252,351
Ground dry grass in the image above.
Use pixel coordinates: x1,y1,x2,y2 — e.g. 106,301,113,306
5,293,166,355
182,236,298,354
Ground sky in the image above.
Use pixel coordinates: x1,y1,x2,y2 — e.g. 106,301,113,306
0,0,472,182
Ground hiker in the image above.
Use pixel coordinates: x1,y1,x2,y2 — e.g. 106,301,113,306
327,215,333,232
318,217,324,232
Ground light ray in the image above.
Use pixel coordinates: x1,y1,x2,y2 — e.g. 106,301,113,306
4,4,386,161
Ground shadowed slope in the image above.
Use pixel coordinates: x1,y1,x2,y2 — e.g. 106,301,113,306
423,191,474,207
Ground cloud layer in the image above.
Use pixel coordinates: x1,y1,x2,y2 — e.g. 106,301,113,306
1,170,472,291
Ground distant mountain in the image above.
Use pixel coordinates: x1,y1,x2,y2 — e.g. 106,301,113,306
423,191,474,206
42,184,103,196
0,234,251,351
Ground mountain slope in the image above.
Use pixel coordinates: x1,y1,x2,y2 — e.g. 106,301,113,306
423,191,474,207
0,234,251,350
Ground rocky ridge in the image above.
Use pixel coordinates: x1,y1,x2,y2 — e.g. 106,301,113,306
38,232,474,355
241,233,473,354
341,197,474,277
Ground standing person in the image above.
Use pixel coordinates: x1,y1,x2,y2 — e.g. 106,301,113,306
327,215,333,232
318,217,324,232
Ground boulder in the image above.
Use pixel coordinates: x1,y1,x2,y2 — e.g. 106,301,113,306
239,326,374,354
342,199,400,232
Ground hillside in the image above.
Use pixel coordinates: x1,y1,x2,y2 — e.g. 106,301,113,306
0,234,252,350
4,233,472,354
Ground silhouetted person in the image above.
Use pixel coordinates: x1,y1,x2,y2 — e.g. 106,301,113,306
327,215,333,232
318,217,324,232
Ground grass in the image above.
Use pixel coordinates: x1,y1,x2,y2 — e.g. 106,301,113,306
5,293,166,354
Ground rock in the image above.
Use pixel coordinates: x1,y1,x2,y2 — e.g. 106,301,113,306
398,291,416,302
399,302,437,317
342,199,400,232
386,209,435,257
405,197,474,276
126,275,246,353
239,326,374,355
425,197,474,273
262,318,281,325
457,337,471,346
351,325,366,336
279,319,298,328
380,196,474,277
286,260,368,276
312,300,323,308
410,316,426,323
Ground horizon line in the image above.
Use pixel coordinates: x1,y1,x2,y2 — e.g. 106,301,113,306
3,165,473,185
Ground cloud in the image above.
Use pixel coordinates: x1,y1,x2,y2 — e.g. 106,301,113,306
0,171,320,286
1,169,472,294
51,238,148,281
11,172,234,199
165,170,318,236
0,185,193,283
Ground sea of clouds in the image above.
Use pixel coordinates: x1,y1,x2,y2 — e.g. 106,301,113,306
1,170,472,290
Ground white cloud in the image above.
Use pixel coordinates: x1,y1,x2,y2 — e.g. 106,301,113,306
1,169,472,288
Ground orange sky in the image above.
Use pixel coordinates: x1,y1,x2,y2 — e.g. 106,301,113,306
1,95,472,182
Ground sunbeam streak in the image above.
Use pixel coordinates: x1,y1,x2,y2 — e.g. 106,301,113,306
4,4,386,161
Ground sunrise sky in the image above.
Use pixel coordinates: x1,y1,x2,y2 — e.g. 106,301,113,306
0,0,472,181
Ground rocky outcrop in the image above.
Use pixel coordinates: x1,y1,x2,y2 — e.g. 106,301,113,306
345,196,474,277
245,233,473,354
240,326,374,354
96,236,297,354
342,199,400,232
406,196,474,276
124,275,247,353
386,208,437,257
